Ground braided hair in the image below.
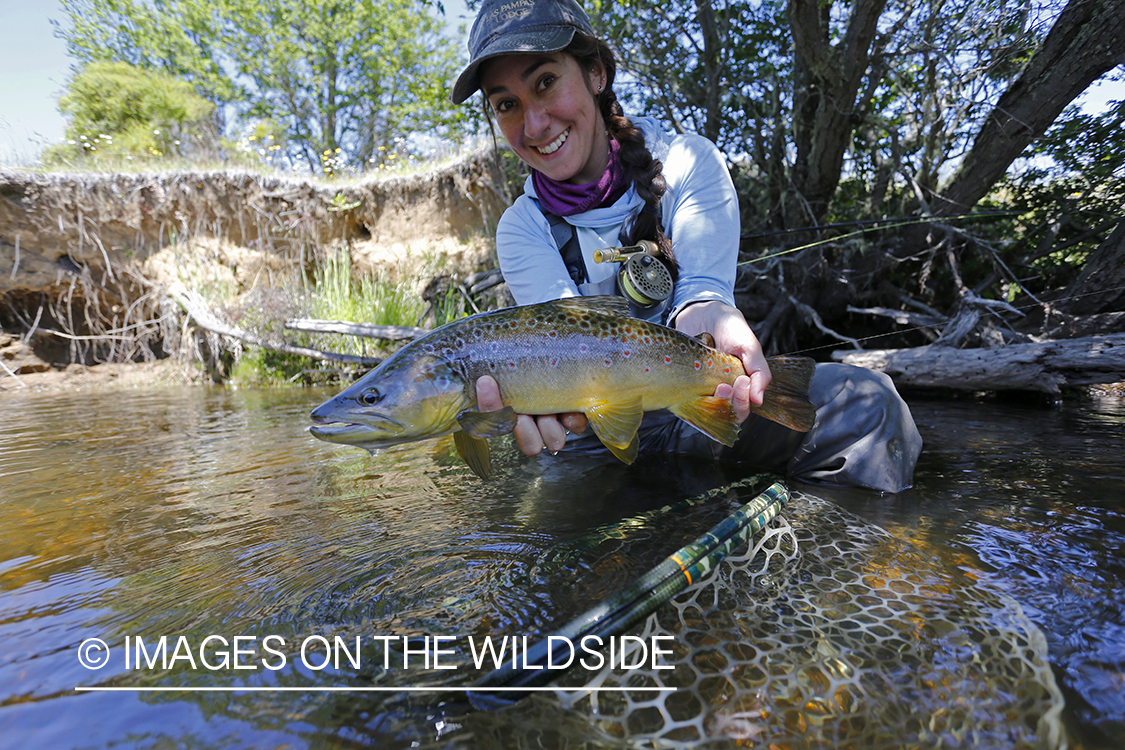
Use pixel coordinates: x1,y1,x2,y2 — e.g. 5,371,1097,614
566,34,677,274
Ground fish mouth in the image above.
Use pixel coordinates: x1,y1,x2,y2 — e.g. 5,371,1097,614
308,414,406,446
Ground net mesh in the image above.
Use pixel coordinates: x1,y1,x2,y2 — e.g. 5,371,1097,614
464,490,1066,749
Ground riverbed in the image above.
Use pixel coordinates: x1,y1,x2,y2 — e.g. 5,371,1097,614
1,384,1122,748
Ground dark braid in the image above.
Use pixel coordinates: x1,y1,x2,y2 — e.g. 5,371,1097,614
567,34,676,274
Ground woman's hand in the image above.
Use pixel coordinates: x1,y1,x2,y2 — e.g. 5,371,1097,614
475,375,587,457
674,300,771,424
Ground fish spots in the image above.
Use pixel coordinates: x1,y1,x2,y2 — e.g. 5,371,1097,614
547,330,558,339
604,358,613,367
507,361,517,370
643,336,653,345
622,348,631,358
579,344,588,353
549,357,559,368
509,321,519,329
694,360,702,370
706,359,714,368
644,366,651,373
679,343,689,353
664,355,672,364
724,366,731,374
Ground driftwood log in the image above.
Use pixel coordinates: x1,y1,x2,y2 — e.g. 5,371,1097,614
284,319,426,341
833,333,1125,394
169,283,380,366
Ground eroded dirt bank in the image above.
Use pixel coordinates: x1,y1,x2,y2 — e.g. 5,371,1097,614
1,151,515,390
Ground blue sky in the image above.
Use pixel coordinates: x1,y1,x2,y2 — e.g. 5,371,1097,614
1,1,1121,167
0,0,475,165
0,0,73,163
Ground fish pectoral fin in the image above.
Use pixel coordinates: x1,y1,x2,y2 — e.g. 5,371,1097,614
456,407,518,439
759,356,817,432
669,396,741,447
454,430,492,480
585,396,644,464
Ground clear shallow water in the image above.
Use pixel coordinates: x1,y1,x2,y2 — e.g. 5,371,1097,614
0,384,1122,748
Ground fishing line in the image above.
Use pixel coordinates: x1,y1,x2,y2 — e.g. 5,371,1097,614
737,211,1022,266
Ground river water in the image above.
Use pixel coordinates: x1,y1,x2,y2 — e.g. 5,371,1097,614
1,383,1123,749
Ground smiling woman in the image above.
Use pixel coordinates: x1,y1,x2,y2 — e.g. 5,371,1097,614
448,0,923,493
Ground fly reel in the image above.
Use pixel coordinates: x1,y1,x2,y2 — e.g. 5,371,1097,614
593,240,674,308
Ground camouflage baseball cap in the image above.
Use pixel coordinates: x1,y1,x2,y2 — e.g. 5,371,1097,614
451,0,595,104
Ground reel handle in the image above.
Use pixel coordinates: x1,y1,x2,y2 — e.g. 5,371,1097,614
592,240,661,265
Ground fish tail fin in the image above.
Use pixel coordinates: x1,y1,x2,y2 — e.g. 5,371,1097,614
669,396,741,447
758,356,817,432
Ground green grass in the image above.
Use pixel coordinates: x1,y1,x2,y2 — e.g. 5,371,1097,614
229,245,470,387
308,247,427,327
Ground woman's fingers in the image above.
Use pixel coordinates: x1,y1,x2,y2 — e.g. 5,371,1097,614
536,415,569,453
476,375,582,457
475,374,504,411
514,414,545,456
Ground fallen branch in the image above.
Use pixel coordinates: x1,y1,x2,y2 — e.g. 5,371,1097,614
833,332,1125,393
846,305,947,328
0,359,27,388
789,294,862,349
285,318,426,341
168,283,380,366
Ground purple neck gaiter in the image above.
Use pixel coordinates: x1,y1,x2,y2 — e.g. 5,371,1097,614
531,138,629,217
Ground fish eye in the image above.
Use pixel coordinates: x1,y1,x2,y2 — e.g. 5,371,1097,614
359,389,383,406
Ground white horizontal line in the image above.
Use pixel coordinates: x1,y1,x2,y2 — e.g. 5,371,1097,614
75,686,676,693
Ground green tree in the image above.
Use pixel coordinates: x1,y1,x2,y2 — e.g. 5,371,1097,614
593,0,1122,228
44,60,215,165
55,0,472,174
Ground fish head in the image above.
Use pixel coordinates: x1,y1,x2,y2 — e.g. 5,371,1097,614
309,353,470,450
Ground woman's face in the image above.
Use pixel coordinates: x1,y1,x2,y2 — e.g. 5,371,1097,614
480,52,608,185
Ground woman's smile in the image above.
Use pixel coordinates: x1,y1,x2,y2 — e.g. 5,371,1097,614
536,127,570,156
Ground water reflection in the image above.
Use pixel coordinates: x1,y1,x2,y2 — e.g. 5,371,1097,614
820,392,1125,748
0,385,1123,748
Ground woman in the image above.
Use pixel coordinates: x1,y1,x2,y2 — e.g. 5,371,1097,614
451,0,921,492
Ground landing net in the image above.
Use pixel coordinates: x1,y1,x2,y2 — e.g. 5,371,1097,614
462,486,1067,749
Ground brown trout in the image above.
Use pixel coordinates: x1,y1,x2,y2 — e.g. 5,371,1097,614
309,296,816,479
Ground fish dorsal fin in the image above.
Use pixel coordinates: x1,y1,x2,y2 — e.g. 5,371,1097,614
456,407,518,439
668,396,740,447
585,395,644,464
453,430,492,480
549,295,632,317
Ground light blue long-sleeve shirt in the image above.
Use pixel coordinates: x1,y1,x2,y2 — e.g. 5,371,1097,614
494,116,740,324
